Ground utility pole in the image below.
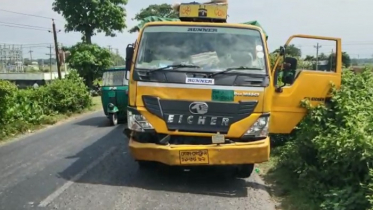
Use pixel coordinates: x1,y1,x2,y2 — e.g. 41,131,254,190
28,49,33,61
46,44,53,79
314,43,322,70
52,19,61,79
115,49,119,65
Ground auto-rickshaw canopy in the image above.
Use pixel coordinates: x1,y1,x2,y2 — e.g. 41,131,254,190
102,66,129,86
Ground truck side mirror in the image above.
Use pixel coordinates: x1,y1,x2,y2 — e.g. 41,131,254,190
275,57,298,93
283,57,297,71
281,73,294,85
125,44,134,71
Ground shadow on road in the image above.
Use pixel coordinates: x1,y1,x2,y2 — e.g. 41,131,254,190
58,126,268,198
74,116,111,128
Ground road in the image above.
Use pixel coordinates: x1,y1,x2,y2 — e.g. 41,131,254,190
0,111,276,210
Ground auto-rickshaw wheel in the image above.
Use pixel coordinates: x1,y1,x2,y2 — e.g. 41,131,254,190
109,113,118,126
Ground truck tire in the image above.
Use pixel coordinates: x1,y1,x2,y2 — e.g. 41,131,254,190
137,160,154,169
235,164,254,178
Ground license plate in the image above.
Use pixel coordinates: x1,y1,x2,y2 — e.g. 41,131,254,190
212,134,225,144
179,150,209,165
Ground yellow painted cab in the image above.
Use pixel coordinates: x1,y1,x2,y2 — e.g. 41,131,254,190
123,1,342,177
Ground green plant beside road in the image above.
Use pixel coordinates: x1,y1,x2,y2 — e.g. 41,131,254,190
261,67,373,210
0,70,96,141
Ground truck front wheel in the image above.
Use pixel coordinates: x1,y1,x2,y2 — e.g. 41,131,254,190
235,164,254,178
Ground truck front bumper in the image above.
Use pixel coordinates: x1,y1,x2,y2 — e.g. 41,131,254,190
129,137,270,166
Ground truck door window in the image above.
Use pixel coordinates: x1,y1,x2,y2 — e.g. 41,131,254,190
275,38,338,86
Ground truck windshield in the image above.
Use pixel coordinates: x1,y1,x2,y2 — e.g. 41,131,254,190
135,25,267,74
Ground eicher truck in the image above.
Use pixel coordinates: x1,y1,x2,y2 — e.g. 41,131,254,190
123,1,342,177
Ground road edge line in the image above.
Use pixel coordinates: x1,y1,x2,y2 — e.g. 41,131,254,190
38,146,116,207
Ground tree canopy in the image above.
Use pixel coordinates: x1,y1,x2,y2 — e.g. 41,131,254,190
52,0,128,44
129,4,178,33
111,53,125,66
66,43,113,86
272,44,301,57
304,52,351,68
285,44,302,57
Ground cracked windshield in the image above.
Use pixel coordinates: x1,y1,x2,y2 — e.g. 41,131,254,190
136,26,266,73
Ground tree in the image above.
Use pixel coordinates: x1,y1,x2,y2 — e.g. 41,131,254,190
318,53,328,60
286,44,302,57
342,52,351,67
111,53,125,66
304,55,315,61
272,44,301,57
52,0,128,44
23,58,32,65
66,43,113,86
326,51,351,70
129,4,178,33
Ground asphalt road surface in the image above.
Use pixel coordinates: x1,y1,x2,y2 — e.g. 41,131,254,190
0,111,276,210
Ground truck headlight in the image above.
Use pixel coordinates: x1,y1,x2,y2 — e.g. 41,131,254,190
244,115,269,137
127,110,154,132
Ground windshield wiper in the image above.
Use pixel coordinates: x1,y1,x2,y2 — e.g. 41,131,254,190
147,64,201,73
209,66,263,77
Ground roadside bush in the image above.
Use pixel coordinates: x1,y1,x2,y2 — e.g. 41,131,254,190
277,67,373,209
8,88,46,124
0,80,17,124
0,70,92,140
43,70,91,113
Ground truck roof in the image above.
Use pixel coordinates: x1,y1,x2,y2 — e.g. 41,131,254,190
132,1,267,39
133,17,268,39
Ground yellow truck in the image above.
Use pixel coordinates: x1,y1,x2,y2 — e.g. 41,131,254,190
123,2,342,177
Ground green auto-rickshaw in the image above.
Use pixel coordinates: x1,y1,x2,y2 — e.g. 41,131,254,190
101,66,129,125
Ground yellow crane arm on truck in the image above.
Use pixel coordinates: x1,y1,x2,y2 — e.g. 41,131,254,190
123,1,342,178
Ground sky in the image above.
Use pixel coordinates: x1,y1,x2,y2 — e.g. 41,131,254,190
0,0,372,60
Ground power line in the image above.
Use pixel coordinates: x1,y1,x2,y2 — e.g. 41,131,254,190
25,46,53,49
0,43,53,47
0,23,48,31
295,43,373,47
0,8,53,20
0,21,50,30
0,45,53,50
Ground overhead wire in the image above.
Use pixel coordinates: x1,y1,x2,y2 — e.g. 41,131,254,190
0,43,54,47
0,21,51,30
0,24,48,31
0,8,63,21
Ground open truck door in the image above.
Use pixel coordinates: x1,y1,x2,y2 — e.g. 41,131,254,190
269,35,342,134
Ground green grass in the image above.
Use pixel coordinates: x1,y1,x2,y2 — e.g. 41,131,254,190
90,95,102,111
258,149,319,210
